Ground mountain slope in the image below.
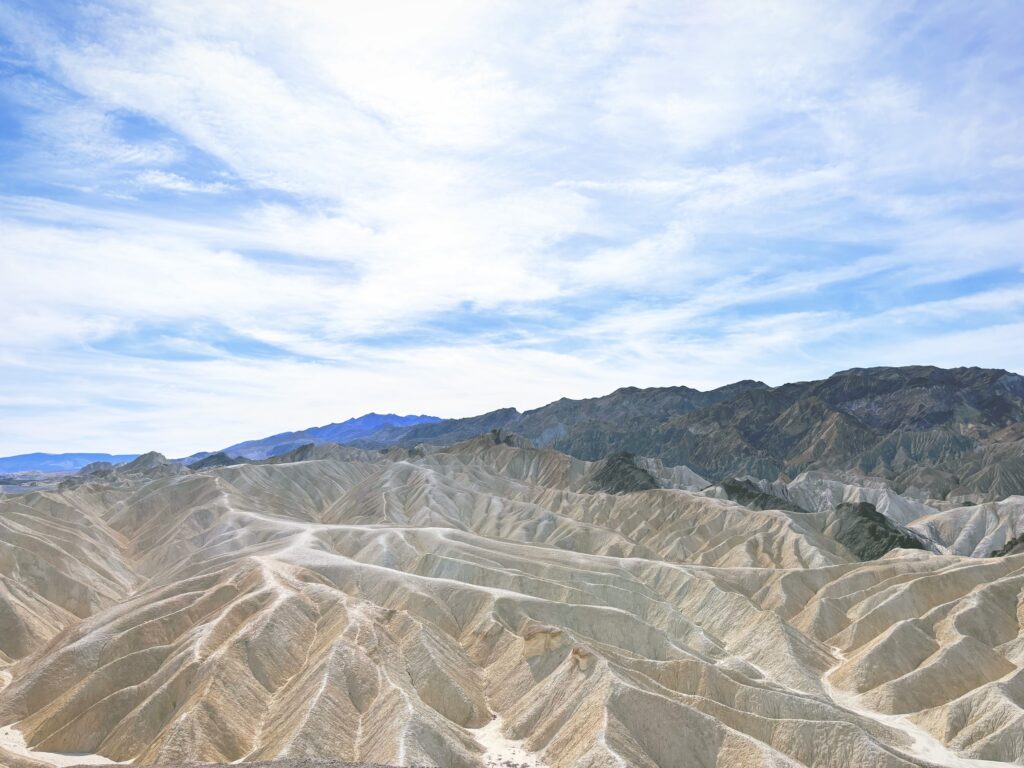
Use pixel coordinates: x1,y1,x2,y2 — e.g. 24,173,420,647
222,413,441,460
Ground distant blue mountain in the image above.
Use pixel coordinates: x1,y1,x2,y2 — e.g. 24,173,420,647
222,413,442,459
0,452,139,474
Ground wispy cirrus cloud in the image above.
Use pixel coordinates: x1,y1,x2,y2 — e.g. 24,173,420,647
0,0,1022,455
135,170,232,193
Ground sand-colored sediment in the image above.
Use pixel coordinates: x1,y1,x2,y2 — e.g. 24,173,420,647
1,436,1022,766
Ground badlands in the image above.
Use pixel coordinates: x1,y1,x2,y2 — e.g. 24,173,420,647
0,430,1023,767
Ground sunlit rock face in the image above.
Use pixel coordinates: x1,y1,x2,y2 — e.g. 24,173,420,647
1,433,1023,767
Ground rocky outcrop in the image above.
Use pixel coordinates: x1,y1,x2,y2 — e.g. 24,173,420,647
186,452,249,470
583,452,659,494
822,501,930,560
989,531,1024,557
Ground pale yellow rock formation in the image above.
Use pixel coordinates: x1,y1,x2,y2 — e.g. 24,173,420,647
0,437,1021,766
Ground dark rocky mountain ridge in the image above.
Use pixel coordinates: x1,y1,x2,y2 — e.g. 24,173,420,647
5,366,1019,502
349,366,1024,502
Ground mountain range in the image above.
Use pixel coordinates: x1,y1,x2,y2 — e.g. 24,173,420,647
0,415,441,474
219,412,442,460
2,364,1024,767
6,367,1023,508
0,453,139,474
351,366,1024,503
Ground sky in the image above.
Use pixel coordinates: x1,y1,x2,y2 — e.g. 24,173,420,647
1,1,1023,457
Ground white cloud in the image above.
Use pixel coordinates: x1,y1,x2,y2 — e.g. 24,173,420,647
0,0,1022,454
135,170,232,193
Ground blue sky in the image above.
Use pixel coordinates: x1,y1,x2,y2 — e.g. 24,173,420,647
1,1,1023,456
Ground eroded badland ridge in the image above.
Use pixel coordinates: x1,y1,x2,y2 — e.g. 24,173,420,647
1,366,1023,767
